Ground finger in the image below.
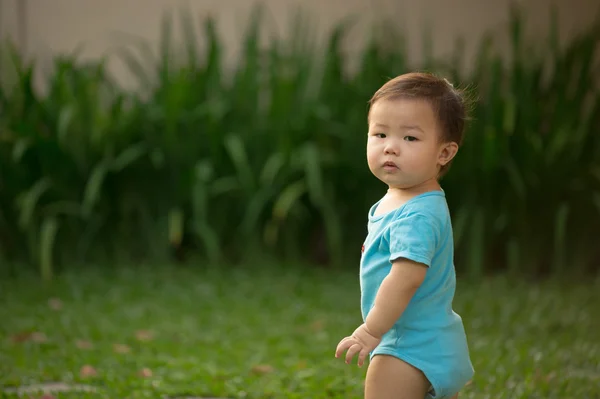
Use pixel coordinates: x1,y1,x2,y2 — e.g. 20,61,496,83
345,343,362,364
335,337,353,358
357,348,370,367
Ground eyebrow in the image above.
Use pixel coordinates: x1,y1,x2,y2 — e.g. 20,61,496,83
373,123,424,132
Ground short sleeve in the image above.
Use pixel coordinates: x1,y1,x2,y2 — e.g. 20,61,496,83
388,213,439,267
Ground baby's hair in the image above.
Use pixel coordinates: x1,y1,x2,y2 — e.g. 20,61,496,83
368,72,473,176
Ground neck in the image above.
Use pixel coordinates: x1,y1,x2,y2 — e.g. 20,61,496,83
387,177,441,199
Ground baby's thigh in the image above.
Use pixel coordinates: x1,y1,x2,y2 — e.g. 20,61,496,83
365,354,430,399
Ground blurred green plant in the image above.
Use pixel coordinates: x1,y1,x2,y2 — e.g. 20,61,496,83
0,3,598,279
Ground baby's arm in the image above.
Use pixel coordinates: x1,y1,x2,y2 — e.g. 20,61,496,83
335,257,427,367
364,258,427,338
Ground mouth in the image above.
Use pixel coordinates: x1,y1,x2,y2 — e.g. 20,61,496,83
382,161,398,169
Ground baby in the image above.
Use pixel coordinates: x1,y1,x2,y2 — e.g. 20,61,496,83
335,72,474,399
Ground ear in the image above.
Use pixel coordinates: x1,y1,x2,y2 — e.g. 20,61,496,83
437,142,459,166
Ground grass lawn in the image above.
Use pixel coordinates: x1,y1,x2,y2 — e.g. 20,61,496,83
1,264,599,398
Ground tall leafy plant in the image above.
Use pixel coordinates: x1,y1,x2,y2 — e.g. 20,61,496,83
0,3,598,278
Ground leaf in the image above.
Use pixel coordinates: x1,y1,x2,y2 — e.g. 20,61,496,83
11,138,31,163
47,298,63,310
193,221,221,264
110,143,146,171
310,319,325,332
272,180,306,222
113,343,131,354
168,207,184,246
57,104,76,144
79,365,97,378
76,340,93,350
10,331,34,343
31,332,48,342
552,203,569,274
210,176,239,196
178,7,198,67
138,368,153,378
504,158,526,200
110,39,155,92
259,152,285,187
452,205,470,248
251,364,274,375
82,161,109,218
194,159,214,183
301,143,325,205
10,331,48,343
41,200,83,218
240,187,275,237
135,330,154,342
17,178,52,230
39,216,59,281
224,134,254,192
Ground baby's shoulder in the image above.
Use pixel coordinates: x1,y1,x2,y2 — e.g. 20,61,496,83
391,193,450,228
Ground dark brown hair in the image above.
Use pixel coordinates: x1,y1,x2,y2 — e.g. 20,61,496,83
368,72,471,176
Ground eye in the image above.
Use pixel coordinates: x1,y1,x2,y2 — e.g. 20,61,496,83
375,133,386,138
404,136,417,142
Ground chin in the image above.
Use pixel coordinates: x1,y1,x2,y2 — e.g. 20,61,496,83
379,178,409,188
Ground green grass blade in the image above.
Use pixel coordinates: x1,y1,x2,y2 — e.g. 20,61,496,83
39,216,59,281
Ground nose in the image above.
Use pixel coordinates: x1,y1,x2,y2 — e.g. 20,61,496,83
384,141,398,155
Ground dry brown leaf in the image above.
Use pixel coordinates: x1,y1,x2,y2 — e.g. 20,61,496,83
113,343,131,354
10,331,47,343
79,365,97,378
31,332,48,343
138,368,153,378
48,298,63,310
295,360,307,370
251,364,274,375
10,331,33,343
75,340,93,350
310,319,325,332
135,330,154,341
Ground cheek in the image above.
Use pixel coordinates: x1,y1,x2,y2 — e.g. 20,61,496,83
366,141,377,155
366,146,379,166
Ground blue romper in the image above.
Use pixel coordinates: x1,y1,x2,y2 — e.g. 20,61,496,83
360,190,474,398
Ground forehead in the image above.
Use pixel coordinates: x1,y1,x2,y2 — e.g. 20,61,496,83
368,98,437,129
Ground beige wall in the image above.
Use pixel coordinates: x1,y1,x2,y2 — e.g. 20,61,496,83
1,0,598,87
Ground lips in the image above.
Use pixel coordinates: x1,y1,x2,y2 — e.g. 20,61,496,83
383,161,398,169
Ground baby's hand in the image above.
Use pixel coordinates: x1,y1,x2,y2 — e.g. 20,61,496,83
335,323,382,367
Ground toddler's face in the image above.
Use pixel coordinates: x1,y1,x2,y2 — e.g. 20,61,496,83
366,98,451,190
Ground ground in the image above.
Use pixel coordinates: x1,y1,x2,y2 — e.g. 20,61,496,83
1,264,599,398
